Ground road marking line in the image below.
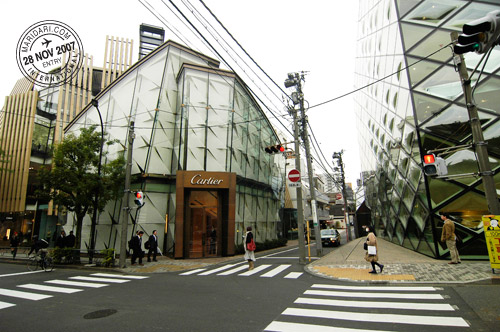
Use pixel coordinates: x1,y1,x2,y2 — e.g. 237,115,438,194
239,264,271,276
180,269,207,275
90,273,148,279
284,272,303,279
311,284,437,292
217,265,249,275
264,321,394,332
304,290,443,300
294,297,455,311
0,288,52,301
282,308,469,327
0,301,16,310
69,276,130,283
45,280,108,288
18,284,83,294
0,270,45,278
261,264,291,278
198,264,239,275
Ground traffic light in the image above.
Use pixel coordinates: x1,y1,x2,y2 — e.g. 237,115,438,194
265,144,285,154
134,191,144,207
454,10,500,54
423,154,448,176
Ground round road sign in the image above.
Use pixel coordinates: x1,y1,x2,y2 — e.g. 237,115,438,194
336,193,343,200
288,169,300,182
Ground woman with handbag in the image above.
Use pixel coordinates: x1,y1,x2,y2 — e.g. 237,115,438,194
244,226,256,270
364,226,384,274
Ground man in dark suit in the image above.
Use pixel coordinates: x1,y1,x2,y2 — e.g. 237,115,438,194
147,230,158,262
65,231,76,248
130,231,144,266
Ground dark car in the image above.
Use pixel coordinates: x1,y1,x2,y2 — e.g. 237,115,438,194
321,229,341,247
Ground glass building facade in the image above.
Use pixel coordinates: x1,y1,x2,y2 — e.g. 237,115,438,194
65,41,284,257
354,0,500,259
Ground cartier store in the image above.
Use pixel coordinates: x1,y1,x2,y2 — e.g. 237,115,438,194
175,171,236,259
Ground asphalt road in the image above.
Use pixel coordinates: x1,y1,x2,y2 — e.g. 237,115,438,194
0,243,499,331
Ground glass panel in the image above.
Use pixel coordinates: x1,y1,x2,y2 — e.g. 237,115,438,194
402,184,416,211
408,29,453,62
483,119,500,156
439,191,489,228
445,150,497,185
403,0,463,26
406,56,441,87
395,222,405,245
443,2,500,31
428,177,463,208
458,77,500,115
413,93,451,124
413,198,429,232
475,171,500,198
405,217,420,250
407,158,421,190
421,106,493,143
399,203,410,229
400,23,432,51
415,65,464,100
397,0,421,18
188,190,218,258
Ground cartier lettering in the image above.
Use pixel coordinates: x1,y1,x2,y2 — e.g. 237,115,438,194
190,174,224,185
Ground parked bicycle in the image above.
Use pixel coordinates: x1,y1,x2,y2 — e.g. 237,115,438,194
27,250,54,272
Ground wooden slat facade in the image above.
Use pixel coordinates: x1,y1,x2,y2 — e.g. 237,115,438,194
0,90,38,212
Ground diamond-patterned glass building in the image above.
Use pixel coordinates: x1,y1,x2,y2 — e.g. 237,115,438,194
355,0,500,259
65,40,284,258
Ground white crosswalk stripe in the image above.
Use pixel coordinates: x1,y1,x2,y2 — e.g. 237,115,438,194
264,284,470,331
0,273,149,312
17,284,83,294
179,263,303,279
0,288,52,301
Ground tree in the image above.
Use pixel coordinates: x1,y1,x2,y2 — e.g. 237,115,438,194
37,126,125,251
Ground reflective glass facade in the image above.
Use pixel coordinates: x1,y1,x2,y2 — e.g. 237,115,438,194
65,41,283,255
355,0,500,259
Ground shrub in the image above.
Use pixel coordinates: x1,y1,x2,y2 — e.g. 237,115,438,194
235,238,287,255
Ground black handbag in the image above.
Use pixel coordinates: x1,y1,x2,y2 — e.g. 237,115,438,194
363,242,368,250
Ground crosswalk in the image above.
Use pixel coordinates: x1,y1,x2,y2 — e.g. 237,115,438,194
264,284,470,331
0,273,148,311
179,263,303,279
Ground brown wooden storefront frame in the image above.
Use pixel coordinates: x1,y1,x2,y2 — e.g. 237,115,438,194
175,171,236,258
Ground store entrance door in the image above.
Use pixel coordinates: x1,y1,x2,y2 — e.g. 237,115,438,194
187,190,219,258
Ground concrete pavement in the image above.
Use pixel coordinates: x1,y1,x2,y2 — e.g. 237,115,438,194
2,237,498,284
306,236,498,284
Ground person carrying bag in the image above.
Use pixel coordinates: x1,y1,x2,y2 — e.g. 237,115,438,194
364,226,384,274
244,226,256,270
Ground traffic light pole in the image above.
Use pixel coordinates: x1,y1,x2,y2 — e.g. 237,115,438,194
451,32,500,214
296,78,322,257
291,107,307,265
119,121,135,268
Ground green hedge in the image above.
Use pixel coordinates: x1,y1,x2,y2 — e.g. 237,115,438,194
235,238,287,255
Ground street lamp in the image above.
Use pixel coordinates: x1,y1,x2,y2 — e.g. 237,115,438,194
89,99,104,263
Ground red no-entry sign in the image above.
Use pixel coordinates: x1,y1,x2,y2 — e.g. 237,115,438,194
336,193,343,200
288,169,300,182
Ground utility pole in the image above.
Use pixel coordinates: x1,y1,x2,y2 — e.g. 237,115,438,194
119,121,135,268
291,107,307,264
285,72,322,257
451,32,500,214
333,151,351,242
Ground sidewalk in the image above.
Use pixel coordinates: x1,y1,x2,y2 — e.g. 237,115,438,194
306,237,499,284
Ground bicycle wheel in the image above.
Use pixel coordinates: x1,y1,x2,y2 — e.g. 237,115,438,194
27,257,38,271
43,257,54,272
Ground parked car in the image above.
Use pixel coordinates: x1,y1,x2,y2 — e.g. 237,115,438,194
321,229,341,247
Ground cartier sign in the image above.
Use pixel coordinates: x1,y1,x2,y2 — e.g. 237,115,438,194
190,174,224,185
179,171,232,189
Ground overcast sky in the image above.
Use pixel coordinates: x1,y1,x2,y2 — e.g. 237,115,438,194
1,0,361,186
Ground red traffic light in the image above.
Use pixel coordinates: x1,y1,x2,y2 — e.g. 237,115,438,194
423,154,435,164
265,144,285,154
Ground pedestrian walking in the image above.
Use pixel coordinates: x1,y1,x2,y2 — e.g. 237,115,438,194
209,226,217,254
10,232,20,260
244,226,256,270
364,225,384,274
65,231,76,248
130,231,145,266
440,213,461,264
55,230,66,248
147,230,158,262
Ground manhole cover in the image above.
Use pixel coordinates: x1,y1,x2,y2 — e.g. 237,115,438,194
83,309,117,319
